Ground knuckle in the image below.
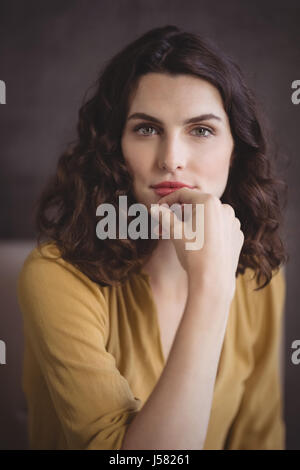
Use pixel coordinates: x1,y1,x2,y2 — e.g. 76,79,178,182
223,203,235,216
176,187,189,195
235,217,241,227
206,194,220,205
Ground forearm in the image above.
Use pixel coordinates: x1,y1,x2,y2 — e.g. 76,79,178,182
121,282,231,450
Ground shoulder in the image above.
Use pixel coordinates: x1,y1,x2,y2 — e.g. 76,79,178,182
18,241,102,290
237,266,286,305
236,266,286,337
17,241,109,330
18,240,87,280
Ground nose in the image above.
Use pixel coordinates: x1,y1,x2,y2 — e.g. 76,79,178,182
157,136,187,172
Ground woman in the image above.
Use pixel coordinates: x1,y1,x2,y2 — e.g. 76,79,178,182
17,25,289,450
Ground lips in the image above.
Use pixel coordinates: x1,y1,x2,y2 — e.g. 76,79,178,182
151,181,195,196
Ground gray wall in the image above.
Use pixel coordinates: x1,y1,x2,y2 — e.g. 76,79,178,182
0,0,299,449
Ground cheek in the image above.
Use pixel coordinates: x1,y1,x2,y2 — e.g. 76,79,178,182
122,138,151,178
193,143,231,181
205,160,229,181
124,153,150,182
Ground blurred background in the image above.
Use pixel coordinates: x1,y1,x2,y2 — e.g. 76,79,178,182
0,0,299,449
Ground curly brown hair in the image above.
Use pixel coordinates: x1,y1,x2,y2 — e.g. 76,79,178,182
34,24,289,290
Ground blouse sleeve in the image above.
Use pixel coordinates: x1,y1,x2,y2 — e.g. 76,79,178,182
17,251,142,450
224,268,286,450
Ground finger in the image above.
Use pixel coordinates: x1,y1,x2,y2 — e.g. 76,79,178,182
155,204,183,239
157,187,202,206
222,203,235,217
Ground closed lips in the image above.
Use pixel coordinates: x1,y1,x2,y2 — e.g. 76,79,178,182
151,182,195,188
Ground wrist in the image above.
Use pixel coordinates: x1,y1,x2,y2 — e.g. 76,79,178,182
187,273,232,308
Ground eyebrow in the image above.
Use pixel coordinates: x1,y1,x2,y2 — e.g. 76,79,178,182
127,112,222,125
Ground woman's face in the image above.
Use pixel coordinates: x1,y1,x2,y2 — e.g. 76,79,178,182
121,73,234,208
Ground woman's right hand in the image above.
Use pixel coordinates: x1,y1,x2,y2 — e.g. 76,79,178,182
150,188,245,303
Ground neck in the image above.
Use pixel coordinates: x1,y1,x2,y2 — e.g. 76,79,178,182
142,239,188,298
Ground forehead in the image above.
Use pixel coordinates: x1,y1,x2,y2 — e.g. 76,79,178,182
128,73,226,118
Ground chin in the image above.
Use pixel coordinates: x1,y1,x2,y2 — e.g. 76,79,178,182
132,192,149,207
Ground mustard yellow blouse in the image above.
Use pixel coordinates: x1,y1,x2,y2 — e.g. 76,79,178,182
17,241,286,450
